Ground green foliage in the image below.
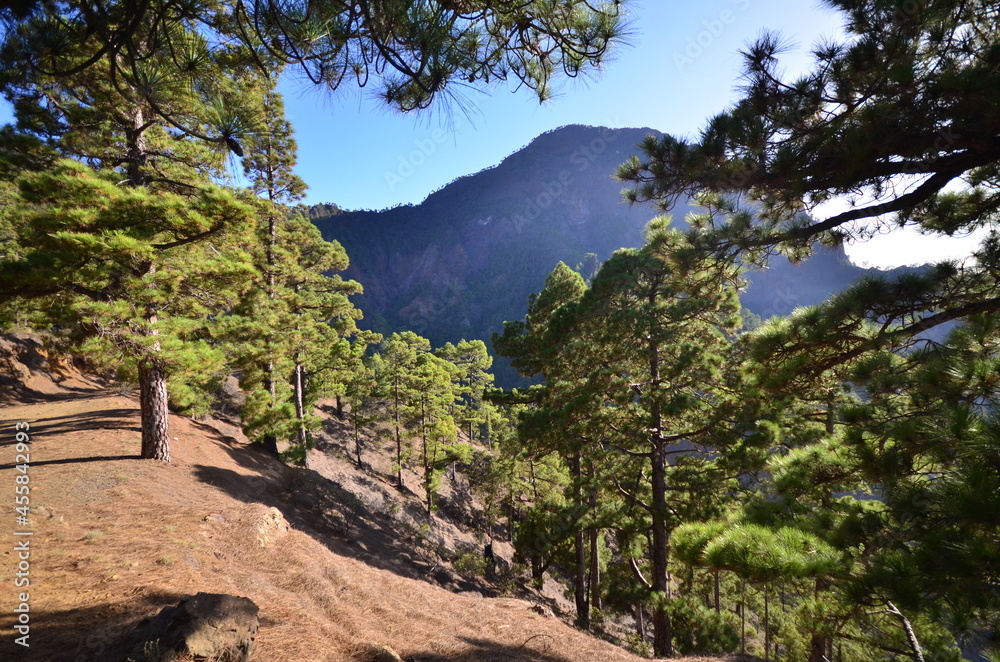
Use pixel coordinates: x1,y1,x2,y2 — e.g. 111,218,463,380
623,632,652,658
435,339,495,444
667,595,740,655
0,10,277,459
453,550,489,578
702,524,840,583
362,331,499,517
494,219,752,653
1,160,255,412
1,0,627,127
609,3,1000,656
672,521,731,568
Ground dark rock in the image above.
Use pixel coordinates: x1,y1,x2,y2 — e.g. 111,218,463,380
431,566,458,586
530,603,553,618
129,592,258,661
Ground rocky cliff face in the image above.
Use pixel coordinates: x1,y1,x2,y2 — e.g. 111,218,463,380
312,125,882,385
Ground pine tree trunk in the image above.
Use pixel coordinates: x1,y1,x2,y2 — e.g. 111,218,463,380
528,457,543,587
588,528,601,613
261,113,282,457
261,207,278,457
588,460,601,613
740,583,746,654
262,368,278,456
714,571,721,613
810,402,836,662
127,106,148,186
139,361,170,461
635,604,645,641
648,318,673,657
260,363,278,453
485,410,492,451
394,375,403,488
293,360,308,448
531,555,545,589
138,295,169,462
650,438,672,657
353,414,363,468
507,490,515,544
128,105,171,463
810,577,832,662
764,584,771,662
421,396,432,519
572,451,589,630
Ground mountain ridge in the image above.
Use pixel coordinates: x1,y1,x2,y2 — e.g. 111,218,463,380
311,125,882,385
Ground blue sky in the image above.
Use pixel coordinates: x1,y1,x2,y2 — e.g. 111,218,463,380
282,0,846,210
2,1,983,268
284,1,988,269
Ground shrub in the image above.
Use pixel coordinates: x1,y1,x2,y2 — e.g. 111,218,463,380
453,550,488,577
668,595,740,655
624,632,652,658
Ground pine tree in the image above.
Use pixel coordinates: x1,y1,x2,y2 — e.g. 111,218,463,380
0,161,256,460
495,260,600,627
409,350,464,519
496,221,753,650
0,17,270,460
372,331,433,488
841,313,1000,630
614,3,1000,652
571,217,744,655
0,0,625,462
235,85,306,456
276,214,371,461
435,339,494,445
2,0,627,133
343,358,379,469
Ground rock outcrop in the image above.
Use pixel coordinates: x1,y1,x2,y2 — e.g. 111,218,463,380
129,592,259,661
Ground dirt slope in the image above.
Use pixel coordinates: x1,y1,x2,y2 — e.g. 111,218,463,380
0,339,749,662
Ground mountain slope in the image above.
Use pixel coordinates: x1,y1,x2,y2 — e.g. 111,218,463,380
2,341,728,662
312,125,883,385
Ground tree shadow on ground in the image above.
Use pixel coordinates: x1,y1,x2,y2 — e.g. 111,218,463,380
192,461,488,595
187,423,493,595
0,379,108,405
404,636,583,662
0,453,142,470
0,407,142,468
0,591,186,662
6,408,142,436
